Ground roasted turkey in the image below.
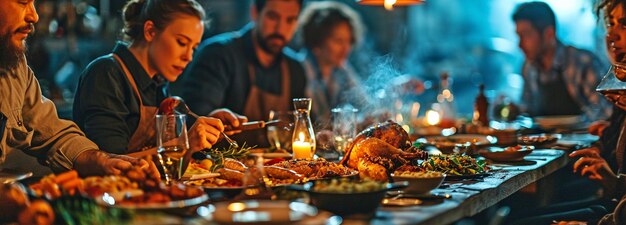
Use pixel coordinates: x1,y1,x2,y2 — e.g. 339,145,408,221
340,121,427,181
344,120,411,157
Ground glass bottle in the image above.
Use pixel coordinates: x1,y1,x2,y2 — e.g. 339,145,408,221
291,98,316,159
473,84,489,126
436,72,456,123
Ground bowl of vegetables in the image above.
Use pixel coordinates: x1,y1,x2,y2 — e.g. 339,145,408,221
287,179,407,216
391,171,446,194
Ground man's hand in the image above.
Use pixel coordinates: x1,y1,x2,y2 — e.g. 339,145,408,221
74,150,159,178
588,120,610,137
603,92,626,111
569,148,617,188
209,108,248,135
569,147,601,159
188,116,223,152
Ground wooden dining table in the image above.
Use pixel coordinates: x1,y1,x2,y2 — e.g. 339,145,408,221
343,149,568,225
135,133,593,225
169,148,570,225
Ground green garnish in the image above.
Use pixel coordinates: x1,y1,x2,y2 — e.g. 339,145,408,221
203,143,254,171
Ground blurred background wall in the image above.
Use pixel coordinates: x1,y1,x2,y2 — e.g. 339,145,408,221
29,0,606,119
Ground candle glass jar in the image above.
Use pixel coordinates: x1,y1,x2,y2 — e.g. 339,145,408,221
292,98,316,159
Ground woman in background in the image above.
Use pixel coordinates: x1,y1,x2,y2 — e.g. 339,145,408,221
73,0,246,156
299,1,367,127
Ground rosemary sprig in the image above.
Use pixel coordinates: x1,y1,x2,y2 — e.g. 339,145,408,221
202,143,253,172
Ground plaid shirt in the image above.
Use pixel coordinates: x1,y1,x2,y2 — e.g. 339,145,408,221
522,42,611,121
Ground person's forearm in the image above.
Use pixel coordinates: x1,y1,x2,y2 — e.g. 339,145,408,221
21,66,100,172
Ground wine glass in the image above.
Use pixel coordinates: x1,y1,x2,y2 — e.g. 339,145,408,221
597,63,626,93
597,63,626,111
266,110,295,152
155,114,189,184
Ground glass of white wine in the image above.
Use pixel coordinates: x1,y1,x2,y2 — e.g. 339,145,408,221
156,114,189,184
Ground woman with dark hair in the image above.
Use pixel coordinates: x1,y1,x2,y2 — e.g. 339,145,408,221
73,0,246,156
299,1,367,126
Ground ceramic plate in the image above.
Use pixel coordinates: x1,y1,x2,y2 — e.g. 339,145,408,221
96,192,208,210
518,133,561,147
534,115,581,128
207,200,320,225
479,146,534,162
416,134,498,151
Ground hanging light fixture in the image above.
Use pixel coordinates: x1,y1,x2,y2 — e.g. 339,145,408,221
357,0,424,10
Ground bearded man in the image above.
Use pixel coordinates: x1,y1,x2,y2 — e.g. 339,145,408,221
0,0,158,178
180,0,306,147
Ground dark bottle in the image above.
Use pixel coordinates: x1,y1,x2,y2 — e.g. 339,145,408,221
473,84,489,126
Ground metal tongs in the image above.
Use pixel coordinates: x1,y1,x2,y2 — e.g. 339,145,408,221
0,169,33,184
223,119,281,131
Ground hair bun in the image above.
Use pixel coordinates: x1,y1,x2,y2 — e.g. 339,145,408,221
122,0,147,40
121,0,205,43
123,0,147,22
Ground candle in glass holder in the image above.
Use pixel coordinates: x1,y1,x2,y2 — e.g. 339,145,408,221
292,132,313,159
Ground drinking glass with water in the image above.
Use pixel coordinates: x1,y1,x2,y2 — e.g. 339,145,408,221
332,106,358,155
266,110,295,152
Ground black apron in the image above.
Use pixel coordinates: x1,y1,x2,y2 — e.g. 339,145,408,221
530,69,582,116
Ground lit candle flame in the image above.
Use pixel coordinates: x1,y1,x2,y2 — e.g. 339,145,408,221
299,132,304,142
384,0,396,10
426,110,441,126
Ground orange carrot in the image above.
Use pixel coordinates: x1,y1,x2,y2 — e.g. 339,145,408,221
42,181,61,199
60,178,82,191
54,170,78,183
29,183,43,190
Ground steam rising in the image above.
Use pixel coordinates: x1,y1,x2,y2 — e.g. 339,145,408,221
332,54,423,132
